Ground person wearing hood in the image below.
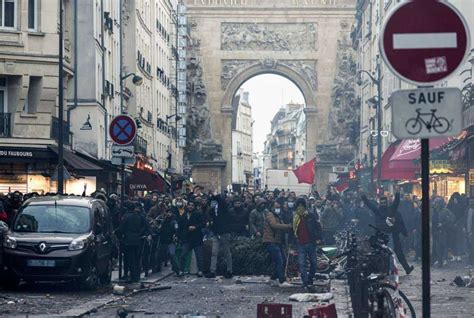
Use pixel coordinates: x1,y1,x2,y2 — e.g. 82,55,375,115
362,188,414,274
249,198,266,238
263,200,293,287
432,197,455,267
172,195,187,217
292,197,323,290
206,193,233,278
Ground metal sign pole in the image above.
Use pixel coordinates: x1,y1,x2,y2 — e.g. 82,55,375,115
421,138,430,318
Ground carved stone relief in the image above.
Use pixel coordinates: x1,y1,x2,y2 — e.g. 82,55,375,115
221,23,317,51
279,60,318,91
186,36,223,162
221,59,318,91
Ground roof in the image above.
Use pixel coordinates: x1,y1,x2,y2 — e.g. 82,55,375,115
23,196,99,207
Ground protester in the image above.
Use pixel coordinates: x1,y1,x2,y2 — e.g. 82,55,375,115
207,193,233,278
116,205,150,283
292,197,323,290
177,201,204,277
263,200,292,287
320,199,343,245
249,198,266,238
432,197,456,267
361,188,414,274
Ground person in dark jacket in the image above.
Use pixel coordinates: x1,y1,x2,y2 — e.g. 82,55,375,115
177,201,204,277
116,205,150,282
249,198,266,238
362,189,414,274
447,192,467,261
158,210,179,274
432,197,455,267
292,197,323,290
206,193,233,278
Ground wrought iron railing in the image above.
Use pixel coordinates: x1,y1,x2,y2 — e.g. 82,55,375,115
0,113,11,137
134,135,147,156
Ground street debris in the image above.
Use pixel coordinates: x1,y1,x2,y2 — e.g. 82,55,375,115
289,292,334,302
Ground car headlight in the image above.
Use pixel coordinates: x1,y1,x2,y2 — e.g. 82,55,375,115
68,239,86,251
4,236,17,249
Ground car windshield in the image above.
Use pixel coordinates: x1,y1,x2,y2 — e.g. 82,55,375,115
13,205,91,234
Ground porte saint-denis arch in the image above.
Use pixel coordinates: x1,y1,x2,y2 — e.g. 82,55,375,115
184,0,359,192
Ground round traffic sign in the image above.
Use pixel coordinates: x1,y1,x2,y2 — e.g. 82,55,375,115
380,1,470,85
109,115,137,145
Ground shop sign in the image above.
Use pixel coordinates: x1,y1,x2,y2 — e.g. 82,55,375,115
0,150,33,157
430,160,462,174
470,170,474,185
129,184,147,190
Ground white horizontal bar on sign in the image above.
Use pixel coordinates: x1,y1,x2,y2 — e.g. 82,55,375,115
393,32,457,49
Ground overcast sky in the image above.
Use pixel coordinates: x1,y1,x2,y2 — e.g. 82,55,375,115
239,74,305,153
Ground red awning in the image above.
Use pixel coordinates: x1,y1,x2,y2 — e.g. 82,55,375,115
389,138,451,161
375,141,418,181
128,167,167,193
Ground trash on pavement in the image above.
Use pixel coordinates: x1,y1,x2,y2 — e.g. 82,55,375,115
257,303,292,318
288,292,334,302
307,303,338,318
113,284,126,295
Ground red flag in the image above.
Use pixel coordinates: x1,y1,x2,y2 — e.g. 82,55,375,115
292,159,315,184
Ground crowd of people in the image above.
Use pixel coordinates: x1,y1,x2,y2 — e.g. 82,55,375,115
1,186,473,286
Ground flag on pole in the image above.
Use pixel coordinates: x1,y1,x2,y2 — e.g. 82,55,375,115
292,158,315,184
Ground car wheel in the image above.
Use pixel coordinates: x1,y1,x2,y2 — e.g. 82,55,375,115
81,263,99,291
4,273,20,290
99,259,112,285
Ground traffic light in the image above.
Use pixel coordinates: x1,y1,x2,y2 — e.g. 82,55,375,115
135,118,142,129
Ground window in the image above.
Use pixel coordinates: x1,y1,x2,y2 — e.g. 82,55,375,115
0,0,16,28
28,0,37,30
0,77,7,113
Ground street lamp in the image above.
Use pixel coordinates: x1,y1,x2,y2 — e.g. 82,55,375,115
358,63,383,194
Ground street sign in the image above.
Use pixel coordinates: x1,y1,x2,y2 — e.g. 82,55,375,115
380,1,470,85
111,145,135,158
111,156,136,166
109,115,137,145
391,87,462,139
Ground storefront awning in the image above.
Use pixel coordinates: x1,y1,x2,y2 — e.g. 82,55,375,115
128,167,167,193
389,138,451,161
376,141,418,181
48,145,102,175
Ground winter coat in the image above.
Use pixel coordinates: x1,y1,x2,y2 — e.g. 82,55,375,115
249,208,265,236
362,193,407,235
292,211,323,243
320,206,344,232
177,210,204,245
209,195,231,235
116,211,149,246
263,211,291,244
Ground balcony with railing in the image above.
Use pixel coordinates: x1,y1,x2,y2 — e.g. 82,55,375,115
134,135,148,156
0,113,11,137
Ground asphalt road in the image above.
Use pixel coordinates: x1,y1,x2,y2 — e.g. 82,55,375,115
1,261,473,317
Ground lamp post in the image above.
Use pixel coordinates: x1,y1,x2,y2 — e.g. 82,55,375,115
57,0,64,195
118,72,143,203
165,114,182,195
359,64,383,194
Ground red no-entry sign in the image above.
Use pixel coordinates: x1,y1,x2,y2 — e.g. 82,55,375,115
380,0,470,85
109,115,137,145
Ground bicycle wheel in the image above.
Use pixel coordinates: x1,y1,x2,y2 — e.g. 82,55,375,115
433,117,450,134
405,118,422,135
379,283,417,318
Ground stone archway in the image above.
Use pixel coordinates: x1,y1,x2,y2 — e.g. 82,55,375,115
184,0,357,191
220,59,319,188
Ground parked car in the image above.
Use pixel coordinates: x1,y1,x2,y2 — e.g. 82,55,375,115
2,196,113,290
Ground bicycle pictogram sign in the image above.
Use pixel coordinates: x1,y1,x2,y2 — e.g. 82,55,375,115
109,115,137,145
405,109,451,135
391,88,462,139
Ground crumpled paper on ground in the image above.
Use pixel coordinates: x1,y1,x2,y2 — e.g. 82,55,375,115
289,292,334,302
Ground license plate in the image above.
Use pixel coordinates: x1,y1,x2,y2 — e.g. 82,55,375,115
27,259,56,267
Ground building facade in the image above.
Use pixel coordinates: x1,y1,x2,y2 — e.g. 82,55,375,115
0,0,89,194
121,0,184,192
352,0,474,198
263,103,306,171
231,89,253,189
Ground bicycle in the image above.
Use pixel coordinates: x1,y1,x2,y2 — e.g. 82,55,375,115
405,108,451,135
345,226,416,318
